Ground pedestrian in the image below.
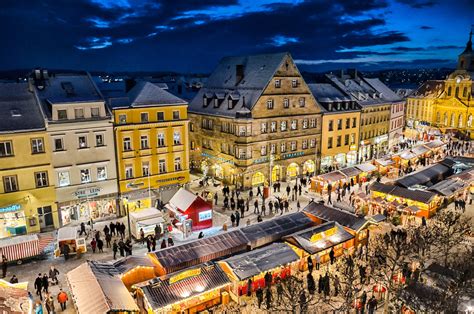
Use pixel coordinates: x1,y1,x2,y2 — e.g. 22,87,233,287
235,211,241,226
35,300,43,314
79,222,86,236
97,238,104,253
1,254,7,278
42,273,49,293
214,192,218,205
110,222,115,236
315,253,320,270
35,274,43,300
61,244,70,261
9,274,18,284
318,275,323,294
91,238,97,253
247,278,253,297
307,256,314,273
118,239,125,257
264,272,272,287
151,235,156,251
198,232,204,239
103,224,109,237
140,228,145,244
256,288,263,308
361,291,367,314
49,266,59,285
257,215,263,222
257,186,262,197
112,240,118,259
146,236,151,252
105,232,112,248
367,296,377,314
269,201,273,214
230,213,236,227
329,248,335,264
154,224,162,239
167,237,174,247
161,239,167,249
254,199,259,214
57,289,68,311
286,185,291,197
334,275,340,296
265,288,272,309
276,281,283,302
125,239,133,255
45,293,55,314
297,200,301,212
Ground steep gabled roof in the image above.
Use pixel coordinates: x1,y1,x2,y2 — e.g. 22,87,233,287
303,203,370,231
410,80,445,98
128,81,187,107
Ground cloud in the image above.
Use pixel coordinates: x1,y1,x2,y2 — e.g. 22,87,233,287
396,0,438,9
420,25,433,30
75,36,112,50
269,35,299,47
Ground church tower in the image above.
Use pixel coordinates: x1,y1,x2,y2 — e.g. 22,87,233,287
457,28,473,72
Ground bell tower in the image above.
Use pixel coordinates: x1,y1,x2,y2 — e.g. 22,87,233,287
457,27,473,71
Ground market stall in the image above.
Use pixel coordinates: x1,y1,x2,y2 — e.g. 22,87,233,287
428,178,468,200
112,256,157,289
0,279,31,313
128,208,165,239
138,263,231,314
395,163,452,189
374,158,395,176
54,226,87,258
339,167,362,186
219,243,299,300
355,163,377,183
311,171,346,194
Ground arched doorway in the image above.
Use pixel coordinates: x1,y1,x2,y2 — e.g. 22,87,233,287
303,160,315,175
252,172,265,186
272,165,281,182
286,163,299,179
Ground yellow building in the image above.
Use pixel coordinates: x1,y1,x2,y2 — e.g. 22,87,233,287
0,83,59,238
407,30,474,138
109,81,190,211
309,83,361,171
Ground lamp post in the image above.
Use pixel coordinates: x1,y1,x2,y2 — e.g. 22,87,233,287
126,204,131,239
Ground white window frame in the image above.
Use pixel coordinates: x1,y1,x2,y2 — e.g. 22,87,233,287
123,137,132,151
280,121,287,132
97,166,107,181
140,112,149,122
283,98,289,108
159,159,166,173
3,175,18,192
261,145,267,156
140,135,149,149
174,157,182,171
267,99,274,109
35,171,48,188
292,79,298,88
125,165,134,179
31,138,44,154
80,169,91,183
78,136,88,149
0,141,13,157
157,133,165,147
142,162,150,176
261,122,267,133
275,79,281,88
58,171,70,187
173,131,181,145
95,134,104,147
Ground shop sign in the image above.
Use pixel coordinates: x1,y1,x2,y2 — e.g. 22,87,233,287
253,156,269,164
310,226,337,242
198,210,212,222
0,204,21,214
156,176,185,183
126,182,145,189
73,187,102,199
201,152,235,165
169,268,201,284
282,151,304,160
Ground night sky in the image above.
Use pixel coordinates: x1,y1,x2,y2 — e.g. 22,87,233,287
2,0,473,73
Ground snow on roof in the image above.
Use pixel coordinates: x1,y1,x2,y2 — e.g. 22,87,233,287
128,207,162,220
57,227,78,241
168,188,197,211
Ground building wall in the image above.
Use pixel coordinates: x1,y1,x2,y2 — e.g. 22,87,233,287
358,104,391,161
388,102,405,148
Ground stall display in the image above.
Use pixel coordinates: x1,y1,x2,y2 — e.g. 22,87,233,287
166,188,213,232
54,227,87,258
128,208,165,239
0,279,31,313
311,171,346,193
0,234,40,263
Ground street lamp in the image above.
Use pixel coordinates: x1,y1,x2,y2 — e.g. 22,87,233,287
126,204,131,239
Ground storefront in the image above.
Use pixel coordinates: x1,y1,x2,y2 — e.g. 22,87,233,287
272,165,282,182
347,150,358,166
303,160,316,175
286,163,299,179
251,172,265,186
334,153,346,168
0,204,27,239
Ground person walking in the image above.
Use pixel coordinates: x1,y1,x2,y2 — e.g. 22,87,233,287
1,254,7,278
105,232,112,248
103,225,109,237
42,273,49,294
91,238,97,253
112,240,118,259
79,222,86,236
367,296,377,314
154,224,162,240
146,236,151,252
230,213,236,227
110,222,116,236
35,274,43,300
44,293,55,314
161,239,167,249
307,256,314,273
97,238,104,253
151,235,156,251
49,266,59,285
286,185,291,197
315,253,320,270
254,199,259,214
360,291,367,314
57,289,68,311
297,200,301,212
35,300,44,314
329,248,335,264
256,288,263,308
9,274,18,284
139,228,145,244
257,186,262,197
235,211,241,227
118,239,125,257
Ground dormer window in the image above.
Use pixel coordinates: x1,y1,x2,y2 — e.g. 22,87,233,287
214,98,219,107
267,99,274,109
203,96,208,107
292,79,298,88
228,99,232,109
328,103,333,111
337,103,341,110
275,79,281,88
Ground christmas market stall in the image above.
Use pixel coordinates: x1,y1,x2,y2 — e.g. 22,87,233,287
303,203,371,248
67,261,139,314
128,207,165,239
428,178,468,201
339,167,362,186
395,163,452,189
310,171,346,194
354,162,377,182
239,212,315,250
423,139,445,153
374,158,395,176
0,279,31,313
148,230,248,275
218,242,299,300
283,221,354,270
112,256,157,289
166,188,213,235
136,262,231,314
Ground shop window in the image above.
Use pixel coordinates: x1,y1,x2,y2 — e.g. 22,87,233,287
174,157,182,171
35,171,49,188
173,111,180,120
159,160,166,173
267,99,274,109
173,132,181,145
291,120,297,130
80,169,91,183
337,136,341,147
123,137,132,151
31,138,44,154
74,108,84,119
283,98,289,108
303,119,308,129
58,171,70,187
78,136,88,149
142,162,150,176
344,134,349,146
91,107,100,118
157,133,165,147
328,120,333,131
275,79,281,88
140,112,149,122
261,122,267,133
97,167,107,181
119,114,127,124
3,175,18,192
157,112,164,121
0,140,14,157
280,121,287,132
95,134,104,147
140,135,149,149
57,109,68,120
328,137,333,149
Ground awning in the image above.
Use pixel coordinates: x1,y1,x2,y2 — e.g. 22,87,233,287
355,163,377,173
317,171,346,183
411,145,430,156
423,140,444,149
375,158,394,167
339,167,361,178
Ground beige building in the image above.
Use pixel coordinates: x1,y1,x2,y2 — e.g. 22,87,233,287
32,71,118,225
189,53,322,188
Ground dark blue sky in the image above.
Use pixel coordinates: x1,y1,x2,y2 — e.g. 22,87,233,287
1,0,472,72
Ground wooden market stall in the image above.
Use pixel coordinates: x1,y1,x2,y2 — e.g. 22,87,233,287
218,243,299,300
354,162,377,183
374,158,395,176
339,167,362,186
395,163,452,189
112,256,157,289
428,178,469,201
311,171,346,194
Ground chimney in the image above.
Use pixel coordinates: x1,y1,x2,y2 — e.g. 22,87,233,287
125,78,137,93
348,68,358,79
236,64,244,85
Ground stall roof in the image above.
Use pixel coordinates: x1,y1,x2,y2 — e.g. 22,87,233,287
221,243,299,281
57,226,78,241
303,203,370,232
395,163,451,188
399,151,418,160
168,188,198,211
283,221,354,255
423,140,444,149
149,230,247,273
67,261,139,313
375,158,394,167
355,163,377,173
411,145,430,155
141,263,230,309
399,205,421,213
370,182,438,204
450,168,474,183
316,171,346,183
112,256,155,274
428,179,467,197
367,214,386,223
339,167,361,178
0,234,38,248
128,207,163,220
239,212,314,249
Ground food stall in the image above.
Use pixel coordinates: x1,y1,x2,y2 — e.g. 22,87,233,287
339,167,362,186
54,226,86,258
166,188,213,233
311,171,346,194
128,208,165,239
112,256,157,289
355,163,377,183
0,279,31,313
219,243,299,300
374,158,395,176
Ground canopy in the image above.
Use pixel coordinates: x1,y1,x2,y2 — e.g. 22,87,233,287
399,151,417,160
375,158,394,167
411,145,430,156
303,203,369,231
317,171,346,183
396,163,451,188
428,179,467,197
128,207,162,220
355,163,377,173
339,167,361,178
370,182,437,204
423,140,444,149
57,227,78,241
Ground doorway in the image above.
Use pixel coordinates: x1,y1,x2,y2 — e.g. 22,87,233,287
37,206,54,231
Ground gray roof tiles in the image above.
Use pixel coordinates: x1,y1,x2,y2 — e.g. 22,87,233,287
303,203,369,231
128,81,187,107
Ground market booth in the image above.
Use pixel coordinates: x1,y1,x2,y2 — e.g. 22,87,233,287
54,226,86,258
374,158,395,176
166,188,213,233
112,256,157,289
283,221,354,270
0,279,31,313
137,262,231,314
354,162,377,182
428,178,468,201
219,243,299,300
395,163,452,189
339,167,362,186
128,208,165,239
311,171,346,194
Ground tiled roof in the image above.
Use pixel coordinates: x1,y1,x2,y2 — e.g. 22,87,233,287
428,179,467,197
221,243,299,281
369,182,437,204
142,263,230,309
0,83,45,133
395,163,452,188
111,256,155,274
128,81,187,107
411,80,445,98
303,203,369,231
308,83,351,103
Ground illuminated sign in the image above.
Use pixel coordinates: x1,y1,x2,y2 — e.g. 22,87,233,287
281,151,304,160
198,210,212,222
201,152,235,165
126,182,145,189
310,227,337,242
169,268,201,284
73,187,102,199
0,204,21,214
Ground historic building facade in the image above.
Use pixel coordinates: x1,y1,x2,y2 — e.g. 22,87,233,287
189,53,322,188
309,83,361,171
108,81,190,211
406,30,474,139
0,82,59,238
32,71,119,226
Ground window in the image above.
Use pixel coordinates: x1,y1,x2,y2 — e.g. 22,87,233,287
267,99,274,109
174,157,182,171
58,110,68,120
140,135,149,149
78,136,87,148
350,133,355,145
157,133,165,147
157,112,164,121
95,134,104,147
310,139,316,148
310,119,316,128
337,119,342,130
280,121,287,131
299,97,305,107
190,123,194,132
58,171,70,187
54,138,64,151
328,137,333,149
141,112,149,122
303,119,308,129
261,145,267,156
328,120,333,131
463,87,468,98
3,175,18,192
270,144,276,154
173,111,180,120
91,107,100,117
275,79,281,88
0,141,13,157
344,134,349,146
142,162,150,176
97,167,107,180
291,141,297,151
238,149,247,160
447,86,452,96
31,138,44,154
125,165,134,179
292,79,298,88
35,171,49,188
280,143,286,153
261,122,267,133
270,122,277,132
291,120,297,130
302,140,308,149
80,169,91,183
352,117,357,128
173,132,181,145
123,137,132,151
119,114,127,124
159,160,166,173
239,126,246,136
346,118,350,129
283,98,289,108
75,108,84,119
